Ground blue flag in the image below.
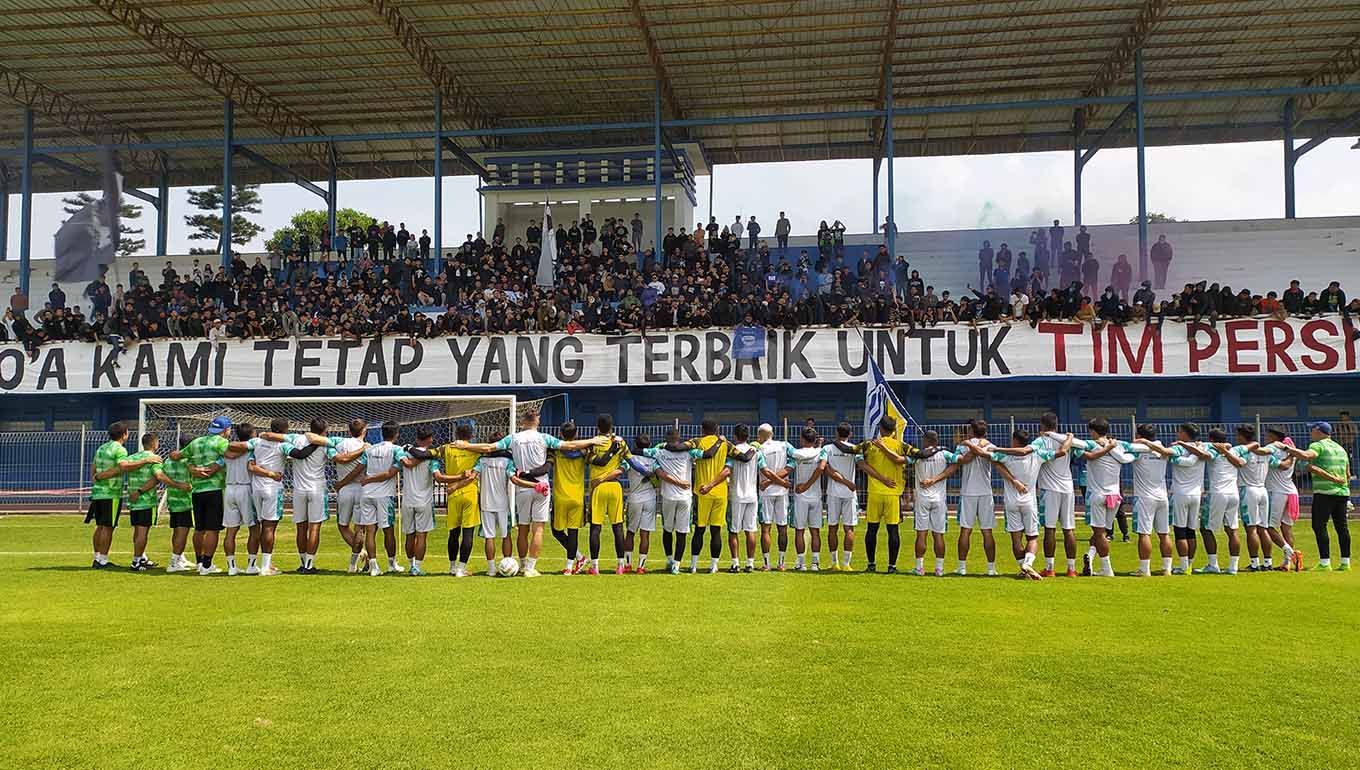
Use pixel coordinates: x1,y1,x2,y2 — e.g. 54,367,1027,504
864,354,916,444
732,325,766,360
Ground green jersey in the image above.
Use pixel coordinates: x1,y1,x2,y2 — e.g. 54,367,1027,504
91,440,128,501
1306,437,1351,497
124,450,162,510
162,455,193,511
183,434,230,493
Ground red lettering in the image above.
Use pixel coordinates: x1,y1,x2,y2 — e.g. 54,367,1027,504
1263,321,1297,373
1091,326,1102,373
1038,322,1083,372
1107,325,1163,374
1347,319,1357,371
1187,324,1220,373
1224,320,1260,373
1300,320,1340,371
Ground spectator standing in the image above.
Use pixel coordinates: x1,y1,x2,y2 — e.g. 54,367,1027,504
630,212,643,250
746,215,761,251
1075,225,1091,257
775,211,791,259
10,287,29,316
1150,234,1173,289
1081,253,1101,291
48,283,66,310
977,240,994,288
397,223,411,255
1048,219,1064,260
1110,254,1132,301
419,229,432,261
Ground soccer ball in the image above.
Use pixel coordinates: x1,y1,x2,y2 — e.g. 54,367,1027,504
497,556,520,577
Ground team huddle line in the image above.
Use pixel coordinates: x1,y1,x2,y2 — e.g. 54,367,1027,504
84,407,1353,578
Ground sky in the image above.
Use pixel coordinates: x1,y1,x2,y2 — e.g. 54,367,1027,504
4,136,1358,260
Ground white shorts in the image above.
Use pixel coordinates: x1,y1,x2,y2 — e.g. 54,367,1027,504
1205,492,1239,531
400,503,434,534
1004,501,1040,536
223,485,256,528
254,488,284,523
1085,493,1121,530
913,496,947,533
958,494,994,529
337,487,362,526
292,489,327,525
514,487,551,525
660,498,691,533
1171,493,1202,529
480,509,513,540
1039,489,1075,530
1267,491,1296,528
626,497,657,533
1239,486,1268,528
729,500,758,533
792,498,823,529
759,495,788,526
826,496,858,527
358,496,395,528
1133,497,1170,535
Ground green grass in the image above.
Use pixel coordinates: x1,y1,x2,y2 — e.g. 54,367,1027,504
1,514,1358,770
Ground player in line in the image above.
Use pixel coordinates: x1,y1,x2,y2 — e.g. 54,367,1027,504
433,424,488,577
789,428,830,572
911,431,959,576
1167,424,1206,575
830,416,913,573
475,436,518,576
723,424,783,572
333,420,371,573
287,418,365,574
240,420,333,575
397,428,440,576
755,424,793,570
158,436,199,571
1120,425,1176,576
1262,428,1303,571
1233,426,1276,572
991,429,1069,579
1073,418,1134,577
344,421,405,576
121,433,190,571
1273,421,1351,572
821,422,861,571
645,430,704,574
688,420,731,574
1195,428,1246,574
621,434,660,573
954,420,997,576
587,415,631,575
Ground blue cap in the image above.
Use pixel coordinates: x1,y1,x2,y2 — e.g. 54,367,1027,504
208,415,232,435
1310,421,1332,435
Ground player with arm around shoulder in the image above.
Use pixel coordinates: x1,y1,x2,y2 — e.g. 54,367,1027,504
724,424,784,573
332,419,372,573
397,427,440,576
755,424,793,571
822,422,863,571
287,417,350,574
587,414,632,575
954,419,998,576
122,432,174,572
87,421,161,570
1260,427,1303,572
788,428,830,572
1071,417,1135,577
908,430,962,576
992,429,1067,580
1122,425,1175,576
621,434,660,573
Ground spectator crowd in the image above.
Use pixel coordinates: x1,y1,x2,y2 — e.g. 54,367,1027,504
2,213,1357,361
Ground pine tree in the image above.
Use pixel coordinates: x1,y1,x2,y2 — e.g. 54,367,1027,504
184,184,264,254
60,192,146,257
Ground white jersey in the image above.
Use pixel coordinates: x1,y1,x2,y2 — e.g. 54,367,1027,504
360,440,400,498
757,440,792,498
334,436,366,487
824,441,860,500
249,435,291,494
955,440,995,496
1168,444,1205,497
494,430,563,484
651,447,698,503
1122,441,1169,501
1035,432,1075,493
224,451,253,485
399,450,437,508
993,450,1047,507
291,436,337,494
1265,448,1298,495
476,455,515,512
726,442,765,504
1205,445,1243,495
1076,439,1132,497
789,446,828,504
1235,445,1269,489
910,448,958,505
625,454,659,504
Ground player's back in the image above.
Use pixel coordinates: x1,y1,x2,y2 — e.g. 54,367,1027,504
440,443,481,499
91,440,128,500
477,456,514,512
250,436,289,493
1080,440,1129,496
757,441,790,496
1205,448,1239,494
554,449,586,502
653,447,694,500
626,454,659,502
362,441,399,498
861,437,904,496
824,442,859,499
291,436,334,493
1235,445,1268,488
1126,445,1168,500
693,435,729,497
789,446,826,501
1169,444,1205,496
224,451,253,485
1265,448,1297,495
911,449,953,500
1035,433,1074,492
727,442,762,503
335,436,365,481
507,429,549,475
400,451,436,508
956,440,995,495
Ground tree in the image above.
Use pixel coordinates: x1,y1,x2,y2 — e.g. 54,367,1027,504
1129,212,1181,224
61,192,146,257
265,207,379,253
184,184,264,254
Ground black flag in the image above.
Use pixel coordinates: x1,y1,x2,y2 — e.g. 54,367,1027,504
53,146,120,283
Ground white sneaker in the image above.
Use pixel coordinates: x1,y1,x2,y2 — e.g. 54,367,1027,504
368,563,382,577
449,564,459,575
388,563,405,574
708,562,719,574
199,565,222,576
810,563,820,572
245,565,260,575
260,565,281,576
954,567,967,576
166,561,189,573
227,565,240,576
523,567,541,578
986,569,999,577
454,566,468,578
347,560,359,574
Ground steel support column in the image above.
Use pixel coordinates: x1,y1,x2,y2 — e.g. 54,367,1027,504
156,158,169,256
872,156,881,235
654,80,663,260
433,90,442,269
1283,98,1297,219
19,108,33,297
327,145,338,247
1134,49,1148,284
0,169,9,261
1073,110,1084,226
707,171,713,225
885,63,896,256
221,99,233,268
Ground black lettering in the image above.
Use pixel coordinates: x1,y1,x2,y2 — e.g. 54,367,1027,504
706,332,732,381
326,339,362,386
480,337,510,385
392,339,422,385
783,330,816,379
643,335,668,383
359,338,388,387
765,330,779,380
293,339,323,387
981,326,1010,375
736,332,763,382
606,335,640,382
130,344,159,388
514,336,549,384
167,342,212,387
876,328,906,375
91,345,120,388
0,349,24,390
253,340,289,387
946,329,978,376
445,336,481,385
838,330,869,376
214,343,226,386
553,337,584,383
36,348,66,391
912,328,945,376
673,334,700,382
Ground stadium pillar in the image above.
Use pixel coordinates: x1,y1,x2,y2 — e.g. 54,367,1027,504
1283,99,1297,219
327,144,338,247
1216,381,1242,424
0,168,8,261
155,157,169,257
19,108,33,297
433,90,443,270
871,157,880,235
616,396,637,426
221,99,233,269
1134,48,1149,284
707,171,713,225
1072,110,1084,226
653,81,663,263
884,62,896,256
759,389,779,428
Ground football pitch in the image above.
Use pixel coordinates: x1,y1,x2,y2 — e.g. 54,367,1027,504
2,515,1358,770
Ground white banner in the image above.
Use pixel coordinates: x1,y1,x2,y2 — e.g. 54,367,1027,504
1,318,1355,394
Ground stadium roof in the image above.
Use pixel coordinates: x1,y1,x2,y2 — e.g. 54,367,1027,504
2,0,1359,193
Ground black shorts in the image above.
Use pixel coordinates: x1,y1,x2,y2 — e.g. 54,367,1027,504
128,507,156,528
85,498,119,528
169,510,193,529
192,490,225,532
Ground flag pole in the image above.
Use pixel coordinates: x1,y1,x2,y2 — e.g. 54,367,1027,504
854,327,925,436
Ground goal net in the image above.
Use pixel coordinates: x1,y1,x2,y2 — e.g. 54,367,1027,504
138,395,534,501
